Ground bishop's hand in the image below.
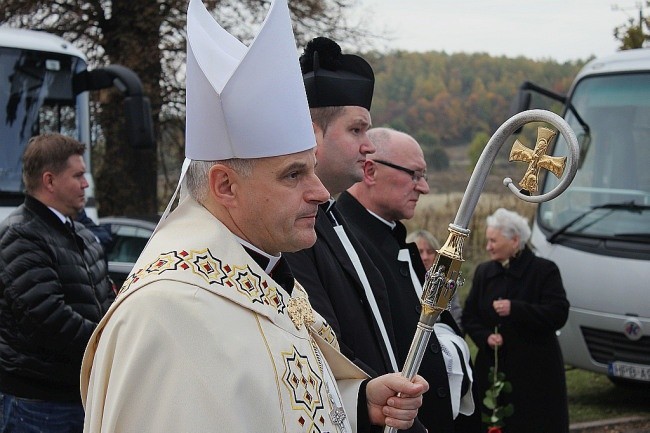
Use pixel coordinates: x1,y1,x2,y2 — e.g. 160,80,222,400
366,373,428,430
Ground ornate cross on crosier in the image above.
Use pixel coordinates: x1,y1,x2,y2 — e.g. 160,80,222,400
509,126,567,193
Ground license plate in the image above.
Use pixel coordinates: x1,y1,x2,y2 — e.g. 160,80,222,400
608,361,650,382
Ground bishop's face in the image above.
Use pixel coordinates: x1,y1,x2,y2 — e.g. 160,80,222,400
233,149,329,255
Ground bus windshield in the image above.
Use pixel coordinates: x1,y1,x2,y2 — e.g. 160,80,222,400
0,47,84,194
538,73,650,240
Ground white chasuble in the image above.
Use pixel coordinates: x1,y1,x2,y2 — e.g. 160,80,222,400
81,198,368,433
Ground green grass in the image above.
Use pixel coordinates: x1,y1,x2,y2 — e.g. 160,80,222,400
566,367,650,423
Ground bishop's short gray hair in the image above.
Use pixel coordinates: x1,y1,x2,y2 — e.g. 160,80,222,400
185,158,255,203
486,208,531,251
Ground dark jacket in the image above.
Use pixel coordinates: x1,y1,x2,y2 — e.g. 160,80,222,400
285,202,397,378
0,195,114,402
338,191,481,433
462,246,570,433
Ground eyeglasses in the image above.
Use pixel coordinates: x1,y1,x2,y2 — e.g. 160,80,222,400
373,159,428,183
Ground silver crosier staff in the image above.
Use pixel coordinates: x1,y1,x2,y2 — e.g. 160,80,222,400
384,109,579,433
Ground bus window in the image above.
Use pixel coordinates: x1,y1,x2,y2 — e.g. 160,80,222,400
0,47,82,194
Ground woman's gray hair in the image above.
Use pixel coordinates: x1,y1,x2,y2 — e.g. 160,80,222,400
185,158,255,203
486,207,531,251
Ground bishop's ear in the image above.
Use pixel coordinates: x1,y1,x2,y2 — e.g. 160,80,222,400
209,164,237,206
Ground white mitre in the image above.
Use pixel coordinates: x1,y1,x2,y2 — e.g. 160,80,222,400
185,0,315,160
156,0,315,228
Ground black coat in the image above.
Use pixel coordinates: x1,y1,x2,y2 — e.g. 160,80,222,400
285,203,397,378
0,196,114,402
462,246,570,433
338,191,481,433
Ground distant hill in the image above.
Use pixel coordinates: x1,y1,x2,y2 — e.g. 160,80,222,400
363,50,585,177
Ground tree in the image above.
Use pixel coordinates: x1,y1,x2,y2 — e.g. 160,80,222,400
416,131,448,171
468,131,491,169
424,146,449,171
0,0,366,215
613,2,649,50
614,18,648,49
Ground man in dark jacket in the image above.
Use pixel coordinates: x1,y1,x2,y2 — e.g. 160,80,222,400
0,133,114,432
338,127,480,433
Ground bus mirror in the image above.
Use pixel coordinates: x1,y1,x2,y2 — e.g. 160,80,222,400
511,81,568,135
510,91,531,134
124,96,155,149
515,91,532,114
73,65,155,149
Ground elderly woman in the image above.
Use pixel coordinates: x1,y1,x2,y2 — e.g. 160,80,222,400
462,208,570,433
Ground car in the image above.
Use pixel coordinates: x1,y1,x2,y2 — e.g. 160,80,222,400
98,216,158,289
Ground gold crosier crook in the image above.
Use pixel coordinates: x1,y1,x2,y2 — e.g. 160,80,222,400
383,109,580,433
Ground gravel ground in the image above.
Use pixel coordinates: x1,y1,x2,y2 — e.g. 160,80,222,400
570,417,650,433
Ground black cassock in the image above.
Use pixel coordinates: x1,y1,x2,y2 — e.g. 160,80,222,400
285,202,397,378
338,191,481,433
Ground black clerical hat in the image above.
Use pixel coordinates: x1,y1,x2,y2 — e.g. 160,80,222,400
300,37,374,110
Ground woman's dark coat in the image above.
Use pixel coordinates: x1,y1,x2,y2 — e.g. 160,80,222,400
462,246,570,433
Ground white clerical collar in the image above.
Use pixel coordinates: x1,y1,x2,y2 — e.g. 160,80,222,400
48,206,70,225
367,209,396,229
325,197,336,213
234,236,281,274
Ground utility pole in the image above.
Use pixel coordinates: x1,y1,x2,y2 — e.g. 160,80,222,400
639,2,645,30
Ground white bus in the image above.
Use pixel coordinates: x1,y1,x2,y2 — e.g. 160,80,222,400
0,27,153,221
515,48,650,385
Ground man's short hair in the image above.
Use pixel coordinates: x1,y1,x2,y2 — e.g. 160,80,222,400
309,106,346,134
186,158,256,203
22,133,86,194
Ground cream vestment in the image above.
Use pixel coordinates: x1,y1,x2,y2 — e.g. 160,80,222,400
81,198,368,432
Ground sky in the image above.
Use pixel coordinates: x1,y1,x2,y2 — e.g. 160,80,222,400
353,0,644,62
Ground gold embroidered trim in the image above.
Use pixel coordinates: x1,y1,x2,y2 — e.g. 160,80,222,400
120,248,286,315
281,346,325,427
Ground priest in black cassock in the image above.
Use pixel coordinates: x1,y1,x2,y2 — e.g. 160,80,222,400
337,127,480,433
285,38,470,433
285,37,399,380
